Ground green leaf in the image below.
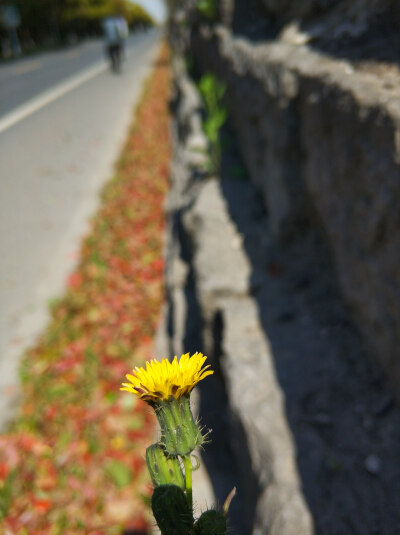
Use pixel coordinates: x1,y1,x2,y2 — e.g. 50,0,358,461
127,415,144,430
106,460,131,488
0,471,15,520
121,392,137,410
197,0,218,21
105,391,117,403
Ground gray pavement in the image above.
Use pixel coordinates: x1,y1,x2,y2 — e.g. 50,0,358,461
0,29,162,428
0,32,153,117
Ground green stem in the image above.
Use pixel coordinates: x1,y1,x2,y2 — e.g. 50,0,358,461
183,455,193,511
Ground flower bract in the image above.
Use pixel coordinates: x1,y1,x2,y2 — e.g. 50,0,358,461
121,352,213,403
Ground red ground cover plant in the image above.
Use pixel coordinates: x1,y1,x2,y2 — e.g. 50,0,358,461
0,45,171,534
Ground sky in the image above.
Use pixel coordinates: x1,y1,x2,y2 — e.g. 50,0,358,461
130,0,167,23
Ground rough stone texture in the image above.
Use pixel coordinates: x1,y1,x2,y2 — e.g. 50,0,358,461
163,61,313,535
190,24,400,400
236,0,395,36
217,298,313,535
262,0,336,21
261,0,388,22
162,58,400,535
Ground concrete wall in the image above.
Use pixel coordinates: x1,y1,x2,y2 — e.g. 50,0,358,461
161,7,400,534
190,25,400,395
160,54,400,534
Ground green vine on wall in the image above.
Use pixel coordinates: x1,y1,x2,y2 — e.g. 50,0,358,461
198,73,227,174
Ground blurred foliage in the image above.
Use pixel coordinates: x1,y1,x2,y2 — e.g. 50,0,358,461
61,0,154,25
196,0,218,21
198,73,227,173
0,0,154,49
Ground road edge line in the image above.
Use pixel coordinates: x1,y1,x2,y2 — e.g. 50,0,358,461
0,61,107,133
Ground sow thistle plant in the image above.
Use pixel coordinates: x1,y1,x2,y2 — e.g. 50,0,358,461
121,352,234,534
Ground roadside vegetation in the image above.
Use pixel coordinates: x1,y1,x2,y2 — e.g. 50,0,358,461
0,0,154,59
0,44,171,535
198,73,227,173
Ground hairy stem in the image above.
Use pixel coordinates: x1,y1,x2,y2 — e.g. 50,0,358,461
183,455,193,510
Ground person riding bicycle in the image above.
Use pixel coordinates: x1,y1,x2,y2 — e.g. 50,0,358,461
102,16,128,72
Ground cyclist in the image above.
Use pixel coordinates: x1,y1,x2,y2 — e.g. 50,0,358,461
102,16,128,72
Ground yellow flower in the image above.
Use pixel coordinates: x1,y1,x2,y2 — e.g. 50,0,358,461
121,352,213,403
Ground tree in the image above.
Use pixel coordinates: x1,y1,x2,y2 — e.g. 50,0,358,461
0,0,154,51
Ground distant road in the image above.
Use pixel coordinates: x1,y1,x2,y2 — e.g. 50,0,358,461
0,28,162,427
0,32,155,118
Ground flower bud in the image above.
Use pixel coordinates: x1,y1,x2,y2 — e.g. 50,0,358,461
146,444,185,489
152,484,193,535
156,396,203,456
194,510,227,535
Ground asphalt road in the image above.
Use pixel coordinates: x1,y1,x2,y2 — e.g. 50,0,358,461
0,32,155,117
0,29,162,427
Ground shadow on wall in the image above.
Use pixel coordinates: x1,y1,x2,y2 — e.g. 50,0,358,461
229,0,400,65
217,152,400,535
165,27,400,530
165,207,259,534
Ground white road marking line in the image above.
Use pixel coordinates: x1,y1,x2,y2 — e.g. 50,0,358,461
0,61,107,133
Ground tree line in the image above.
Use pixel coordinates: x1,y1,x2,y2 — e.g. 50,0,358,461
0,0,155,55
